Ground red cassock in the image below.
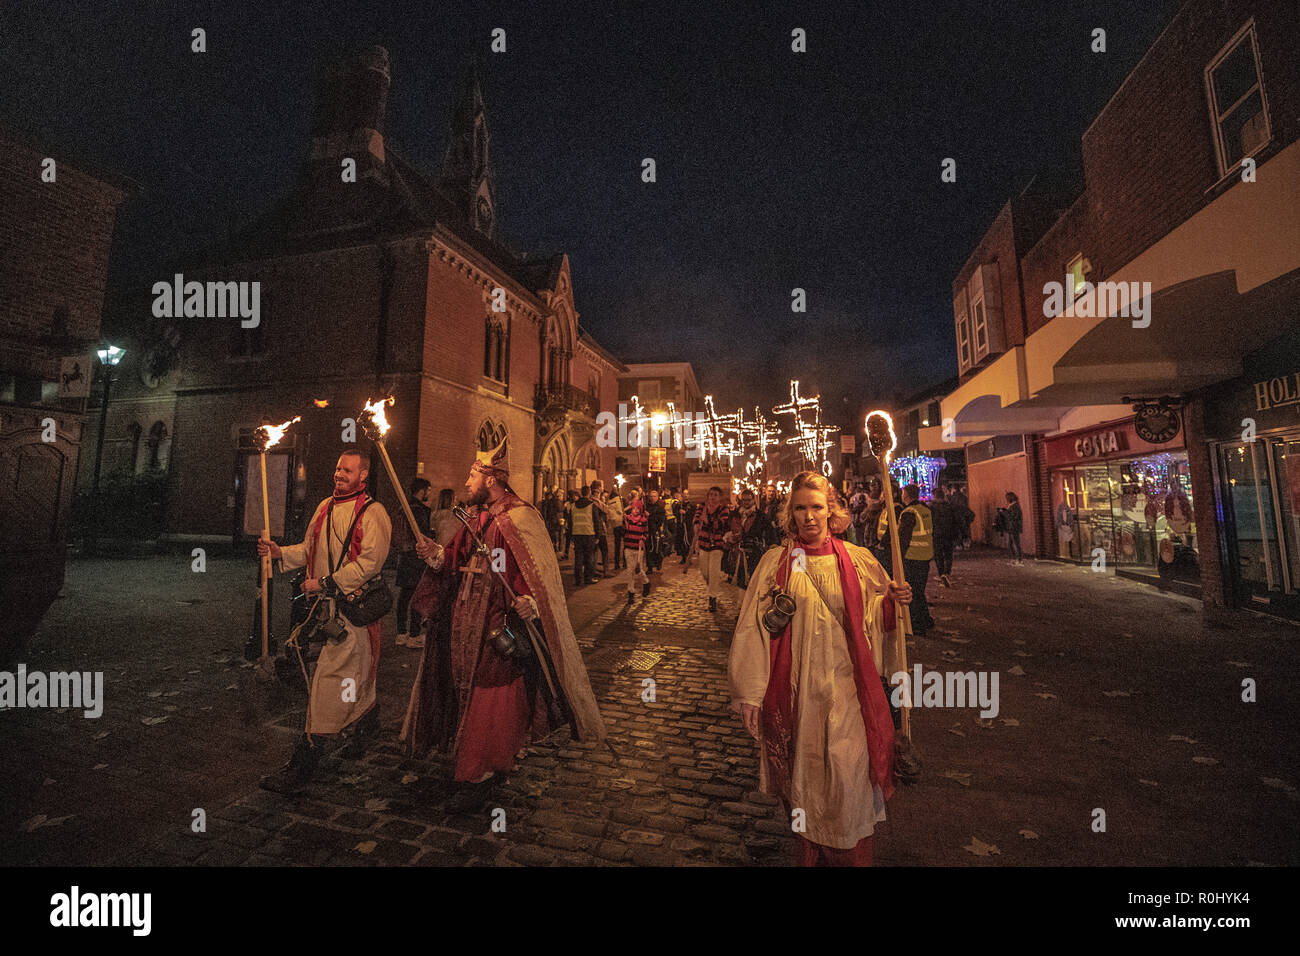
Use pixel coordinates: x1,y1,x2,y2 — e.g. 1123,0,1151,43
401,494,605,781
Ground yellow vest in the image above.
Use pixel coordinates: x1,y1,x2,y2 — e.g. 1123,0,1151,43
571,502,595,536
902,503,934,560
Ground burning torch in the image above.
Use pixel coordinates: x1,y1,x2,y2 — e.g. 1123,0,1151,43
254,416,300,659
359,396,423,541
868,411,920,780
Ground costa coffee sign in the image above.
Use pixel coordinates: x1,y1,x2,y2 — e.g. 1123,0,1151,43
1074,429,1122,458
1043,418,1178,469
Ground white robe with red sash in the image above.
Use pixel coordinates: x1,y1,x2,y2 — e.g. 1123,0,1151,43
279,491,391,735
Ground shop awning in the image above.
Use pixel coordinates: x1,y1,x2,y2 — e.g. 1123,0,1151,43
1034,268,1300,405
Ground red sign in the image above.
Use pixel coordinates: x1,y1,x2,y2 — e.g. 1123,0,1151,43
1043,417,1182,469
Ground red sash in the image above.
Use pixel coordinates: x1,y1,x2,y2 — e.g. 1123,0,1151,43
761,537,896,804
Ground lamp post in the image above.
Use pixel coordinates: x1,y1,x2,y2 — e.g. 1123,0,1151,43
88,344,126,554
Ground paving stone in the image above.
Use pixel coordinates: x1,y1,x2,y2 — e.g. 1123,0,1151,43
688,823,743,844
698,782,745,799
378,819,428,841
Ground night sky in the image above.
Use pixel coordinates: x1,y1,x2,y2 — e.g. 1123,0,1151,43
2,0,1182,421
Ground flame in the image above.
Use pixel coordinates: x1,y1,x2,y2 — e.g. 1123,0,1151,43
865,409,898,464
313,398,330,408
614,473,626,489
258,416,301,451
362,396,395,437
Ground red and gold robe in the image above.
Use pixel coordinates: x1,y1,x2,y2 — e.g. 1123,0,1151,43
401,493,605,781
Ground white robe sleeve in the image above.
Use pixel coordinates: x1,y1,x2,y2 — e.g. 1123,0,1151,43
277,501,326,573
728,546,785,712
849,543,894,677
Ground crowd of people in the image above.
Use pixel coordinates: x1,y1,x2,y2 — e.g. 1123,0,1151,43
259,454,1007,866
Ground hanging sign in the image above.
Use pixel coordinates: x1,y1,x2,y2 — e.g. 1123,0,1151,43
1134,404,1182,444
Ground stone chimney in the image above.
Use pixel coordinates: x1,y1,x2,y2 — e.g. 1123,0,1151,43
309,46,391,179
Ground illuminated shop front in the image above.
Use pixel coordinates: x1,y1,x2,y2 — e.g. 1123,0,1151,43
1045,419,1196,586
1202,327,1300,621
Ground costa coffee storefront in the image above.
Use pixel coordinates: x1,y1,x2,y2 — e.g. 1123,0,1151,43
1202,327,1300,621
1045,416,1197,588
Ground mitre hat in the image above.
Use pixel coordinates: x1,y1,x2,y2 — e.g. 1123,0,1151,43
473,436,510,479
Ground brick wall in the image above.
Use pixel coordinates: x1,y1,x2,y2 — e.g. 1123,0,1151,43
1079,0,1299,287
1022,0,1298,329
1183,395,1227,608
0,135,127,381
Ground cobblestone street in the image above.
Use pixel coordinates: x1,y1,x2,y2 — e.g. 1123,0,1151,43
4,546,1298,866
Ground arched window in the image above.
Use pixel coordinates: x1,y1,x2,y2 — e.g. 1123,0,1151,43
126,422,142,475
147,421,170,471
483,317,509,382
477,419,506,452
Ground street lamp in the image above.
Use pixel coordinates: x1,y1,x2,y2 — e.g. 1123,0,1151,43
88,344,126,553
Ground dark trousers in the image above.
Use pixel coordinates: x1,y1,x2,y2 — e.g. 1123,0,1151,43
934,539,955,576
646,533,664,571
596,531,609,573
613,527,625,567
548,524,562,551
396,585,421,634
1008,533,1023,559
573,535,597,585
902,558,934,632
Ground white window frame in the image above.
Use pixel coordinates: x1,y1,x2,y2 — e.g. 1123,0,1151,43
1204,19,1272,178
954,288,972,373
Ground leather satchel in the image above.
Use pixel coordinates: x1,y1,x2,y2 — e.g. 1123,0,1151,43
329,498,394,627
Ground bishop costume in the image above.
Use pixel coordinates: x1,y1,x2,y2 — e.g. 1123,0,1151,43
401,440,605,781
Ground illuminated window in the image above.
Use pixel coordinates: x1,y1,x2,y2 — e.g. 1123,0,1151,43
1067,254,1087,295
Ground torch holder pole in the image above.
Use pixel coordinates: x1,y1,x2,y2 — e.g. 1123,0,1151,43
879,462,913,737
259,449,271,659
373,438,422,539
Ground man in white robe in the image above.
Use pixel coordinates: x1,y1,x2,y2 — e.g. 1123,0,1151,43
258,449,391,793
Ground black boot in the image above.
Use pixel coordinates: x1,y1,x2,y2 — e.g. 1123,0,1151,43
643,582,650,597
446,774,501,814
627,591,635,605
260,734,320,794
709,597,717,612
339,704,380,760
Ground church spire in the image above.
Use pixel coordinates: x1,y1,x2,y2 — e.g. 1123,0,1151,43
440,62,495,239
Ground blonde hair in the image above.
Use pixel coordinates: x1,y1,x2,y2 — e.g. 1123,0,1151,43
778,471,851,538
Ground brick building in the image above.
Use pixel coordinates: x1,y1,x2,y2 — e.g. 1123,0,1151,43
0,131,130,652
616,362,705,491
922,0,1300,619
90,50,625,545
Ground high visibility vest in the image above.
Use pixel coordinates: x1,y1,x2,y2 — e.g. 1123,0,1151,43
571,502,595,536
876,506,897,542
902,503,934,561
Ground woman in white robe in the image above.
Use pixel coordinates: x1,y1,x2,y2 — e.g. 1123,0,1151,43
730,471,911,866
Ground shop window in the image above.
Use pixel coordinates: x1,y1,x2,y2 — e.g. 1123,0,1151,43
1205,21,1271,176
